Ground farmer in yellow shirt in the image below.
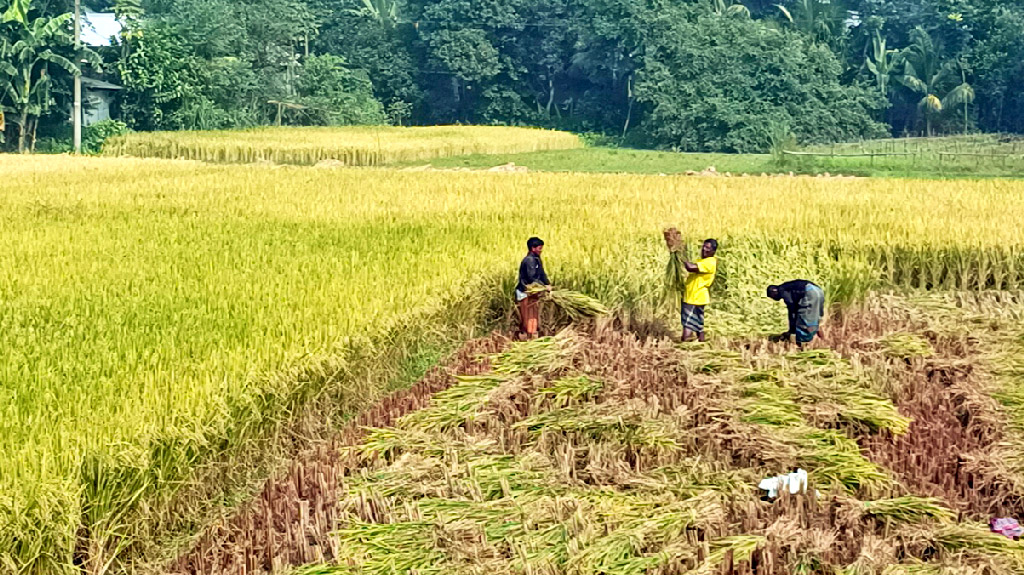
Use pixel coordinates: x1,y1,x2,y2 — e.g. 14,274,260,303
681,239,719,342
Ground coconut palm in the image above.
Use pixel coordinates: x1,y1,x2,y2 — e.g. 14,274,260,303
943,59,975,135
896,27,949,136
359,0,398,28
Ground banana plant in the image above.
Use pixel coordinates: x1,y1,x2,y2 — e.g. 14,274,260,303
711,0,750,17
865,30,900,98
0,1,101,151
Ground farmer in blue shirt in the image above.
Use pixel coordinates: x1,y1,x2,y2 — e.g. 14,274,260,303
767,280,826,347
515,237,551,339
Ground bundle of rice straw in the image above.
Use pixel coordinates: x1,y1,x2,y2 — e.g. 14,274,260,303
664,227,689,297
526,284,610,321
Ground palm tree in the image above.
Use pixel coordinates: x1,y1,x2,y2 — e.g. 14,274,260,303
896,27,949,136
776,0,845,46
711,0,750,17
943,58,975,135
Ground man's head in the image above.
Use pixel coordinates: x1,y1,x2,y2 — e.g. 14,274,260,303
527,237,545,255
701,239,718,258
766,285,782,301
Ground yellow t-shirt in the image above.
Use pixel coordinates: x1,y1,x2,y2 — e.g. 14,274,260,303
683,256,718,306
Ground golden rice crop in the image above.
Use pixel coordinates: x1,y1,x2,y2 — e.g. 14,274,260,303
3,153,1024,574
101,125,583,165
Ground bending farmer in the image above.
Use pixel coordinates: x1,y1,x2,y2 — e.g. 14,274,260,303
515,237,551,339
766,280,826,346
681,239,719,342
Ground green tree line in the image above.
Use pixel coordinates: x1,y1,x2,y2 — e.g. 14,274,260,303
2,0,1023,152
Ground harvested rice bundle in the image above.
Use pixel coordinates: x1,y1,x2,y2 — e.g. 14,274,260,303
876,333,935,359
663,227,689,297
901,523,1024,556
491,331,579,375
861,496,954,525
526,283,610,320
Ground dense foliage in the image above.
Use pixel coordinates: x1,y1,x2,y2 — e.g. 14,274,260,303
3,0,1024,151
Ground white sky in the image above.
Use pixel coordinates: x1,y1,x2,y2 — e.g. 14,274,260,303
81,12,122,47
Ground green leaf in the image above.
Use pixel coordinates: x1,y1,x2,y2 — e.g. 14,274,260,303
726,4,750,17
943,83,975,107
775,4,792,22
39,51,78,75
2,0,30,26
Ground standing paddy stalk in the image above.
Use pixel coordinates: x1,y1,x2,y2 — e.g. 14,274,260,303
103,126,583,166
2,155,1024,573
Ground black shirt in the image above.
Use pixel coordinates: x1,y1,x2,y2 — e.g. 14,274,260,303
778,279,821,333
517,253,550,293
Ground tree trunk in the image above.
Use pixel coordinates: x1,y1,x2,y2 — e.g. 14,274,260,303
29,116,37,152
622,75,633,138
546,78,554,117
17,108,28,153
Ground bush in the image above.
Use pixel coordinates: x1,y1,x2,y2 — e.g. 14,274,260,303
83,120,130,155
295,55,385,126
636,12,888,153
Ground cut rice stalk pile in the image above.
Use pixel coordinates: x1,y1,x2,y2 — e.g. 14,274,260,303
489,330,580,375
526,283,610,321
293,328,1024,575
861,496,955,525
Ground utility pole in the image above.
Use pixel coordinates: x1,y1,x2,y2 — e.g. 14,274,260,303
73,0,82,154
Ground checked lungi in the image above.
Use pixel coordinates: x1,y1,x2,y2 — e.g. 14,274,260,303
794,284,825,343
681,303,705,334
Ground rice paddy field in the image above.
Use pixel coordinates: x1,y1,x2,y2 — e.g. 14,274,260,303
101,126,582,166
5,129,1024,574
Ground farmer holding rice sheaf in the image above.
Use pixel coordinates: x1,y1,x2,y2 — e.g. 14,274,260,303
680,239,719,342
767,280,827,347
516,237,551,340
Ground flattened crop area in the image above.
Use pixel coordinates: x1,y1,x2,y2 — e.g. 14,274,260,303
176,295,1024,575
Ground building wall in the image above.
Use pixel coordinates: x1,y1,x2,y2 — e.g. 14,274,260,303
83,90,114,126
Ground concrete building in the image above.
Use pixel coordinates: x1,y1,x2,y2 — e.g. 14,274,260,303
81,77,122,126
79,12,124,126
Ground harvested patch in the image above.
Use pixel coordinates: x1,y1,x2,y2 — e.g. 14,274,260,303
296,324,1021,574
174,299,1024,574
168,334,509,574
857,305,1024,519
